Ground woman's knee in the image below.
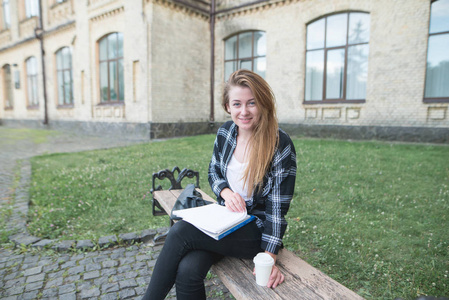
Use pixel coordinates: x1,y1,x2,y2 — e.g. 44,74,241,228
176,251,218,284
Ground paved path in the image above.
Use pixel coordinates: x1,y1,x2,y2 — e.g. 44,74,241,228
0,127,232,299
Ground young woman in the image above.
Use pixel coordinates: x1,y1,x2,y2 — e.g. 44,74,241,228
142,69,297,300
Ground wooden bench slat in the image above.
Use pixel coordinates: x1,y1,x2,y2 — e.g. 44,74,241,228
212,255,321,300
277,249,363,300
152,190,178,214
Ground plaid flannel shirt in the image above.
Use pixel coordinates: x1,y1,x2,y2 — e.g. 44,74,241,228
208,121,297,254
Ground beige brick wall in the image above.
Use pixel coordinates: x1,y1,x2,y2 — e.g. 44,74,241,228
149,1,210,123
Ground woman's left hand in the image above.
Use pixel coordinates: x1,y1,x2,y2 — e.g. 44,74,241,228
252,262,285,288
266,264,284,288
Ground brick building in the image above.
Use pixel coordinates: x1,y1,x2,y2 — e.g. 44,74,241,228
0,0,448,142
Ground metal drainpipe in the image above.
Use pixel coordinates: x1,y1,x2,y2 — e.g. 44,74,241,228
36,0,49,125
209,0,215,123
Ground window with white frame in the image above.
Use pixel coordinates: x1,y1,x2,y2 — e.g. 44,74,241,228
98,32,124,103
56,47,73,105
224,31,266,80
2,0,10,29
25,0,39,18
305,12,370,103
26,56,39,107
3,64,13,108
424,0,449,102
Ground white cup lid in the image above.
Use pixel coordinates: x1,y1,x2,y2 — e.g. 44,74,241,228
253,253,274,266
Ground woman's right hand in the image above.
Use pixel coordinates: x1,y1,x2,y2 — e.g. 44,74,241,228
220,188,246,212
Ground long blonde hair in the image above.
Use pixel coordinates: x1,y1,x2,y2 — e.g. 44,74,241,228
223,69,279,196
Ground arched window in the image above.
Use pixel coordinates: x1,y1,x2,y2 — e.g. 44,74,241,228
2,64,13,108
424,0,449,102
26,56,39,107
224,31,266,80
305,12,370,103
98,32,124,103
56,47,73,106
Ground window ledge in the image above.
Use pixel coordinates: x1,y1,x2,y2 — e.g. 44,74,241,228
303,100,366,105
57,104,74,109
4,106,13,111
96,101,125,107
19,16,38,24
423,98,449,104
27,105,39,110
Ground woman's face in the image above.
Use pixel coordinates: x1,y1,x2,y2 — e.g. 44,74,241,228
226,86,260,134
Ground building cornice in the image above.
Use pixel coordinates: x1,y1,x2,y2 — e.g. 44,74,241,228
150,0,210,19
89,6,125,23
44,20,76,37
215,0,299,20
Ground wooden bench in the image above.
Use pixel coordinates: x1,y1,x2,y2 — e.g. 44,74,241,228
151,167,364,300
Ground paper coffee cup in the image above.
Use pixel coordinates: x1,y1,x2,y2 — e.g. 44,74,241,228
253,252,274,286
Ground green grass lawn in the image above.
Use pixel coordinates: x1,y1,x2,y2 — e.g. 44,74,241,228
26,135,448,299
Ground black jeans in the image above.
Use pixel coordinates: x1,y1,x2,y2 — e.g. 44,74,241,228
142,220,262,300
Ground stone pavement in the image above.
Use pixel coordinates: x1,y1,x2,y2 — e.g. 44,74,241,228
0,127,233,299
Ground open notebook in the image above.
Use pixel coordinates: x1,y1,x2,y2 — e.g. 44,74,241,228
172,203,255,240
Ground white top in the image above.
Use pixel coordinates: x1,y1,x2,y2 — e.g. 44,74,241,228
226,154,253,206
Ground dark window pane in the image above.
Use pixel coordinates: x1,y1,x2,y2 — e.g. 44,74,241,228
225,35,237,60
100,62,108,101
56,51,63,69
307,19,325,50
117,33,123,58
305,50,324,101
326,49,345,99
225,61,236,81
430,0,449,34
108,33,118,59
347,44,369,99
57,71,64,105
238,32,253,58
239,59,252,70
63,48,71,69
30,76,38,105
348,13,370,44
118,59,124,101
64,70,72,104
326,14,347,48
425,33,449,97
109,61,117,100
27,77,33,103
33,77,39,104
3,65,13,107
